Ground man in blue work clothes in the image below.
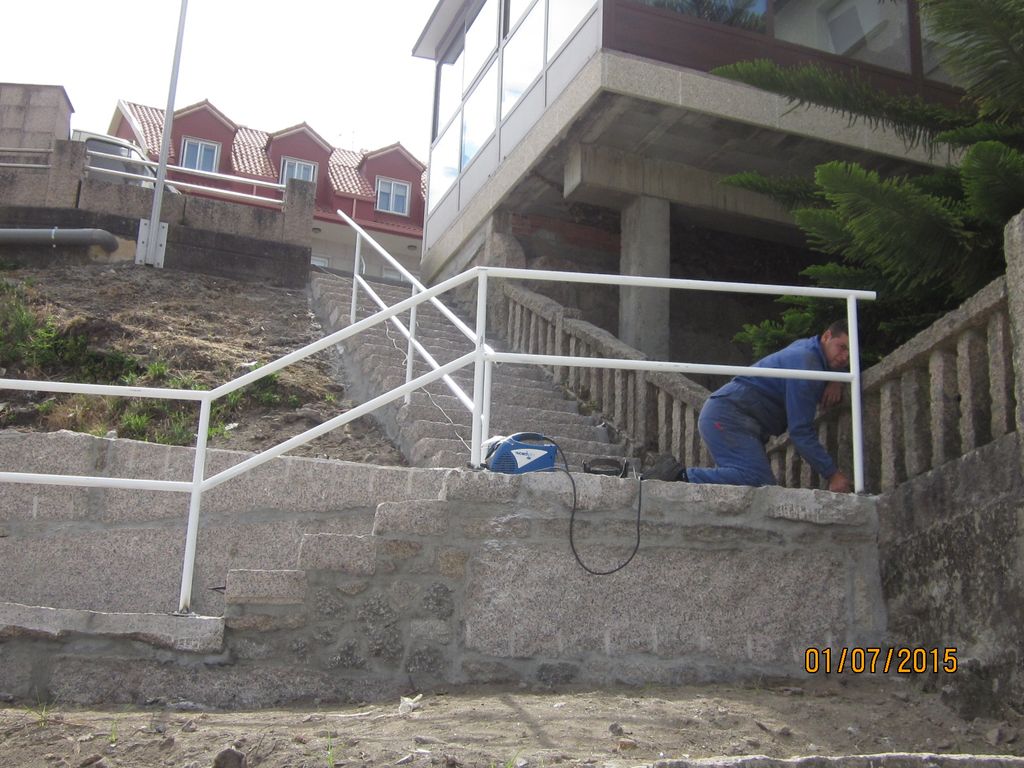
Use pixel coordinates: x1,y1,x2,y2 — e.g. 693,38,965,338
646,321,852,492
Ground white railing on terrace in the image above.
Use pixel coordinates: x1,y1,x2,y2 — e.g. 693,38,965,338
0,146,51,169
84,149,287,206
0,211,874,614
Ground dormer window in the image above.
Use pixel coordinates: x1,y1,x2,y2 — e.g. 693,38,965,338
376,177,410,216
281,157,317,183
181,137,219,172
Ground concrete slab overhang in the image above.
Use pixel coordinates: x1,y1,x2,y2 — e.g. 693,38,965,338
423,50,949,283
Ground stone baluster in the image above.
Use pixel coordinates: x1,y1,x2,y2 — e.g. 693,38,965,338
987,310,1016,438
859,389,881,493
684,405,701,467
956,328,991,452
657,389,670,454
929,348,960,468
878,380,905,491
567,335,580,392
902,368,931,477
670,398,683,461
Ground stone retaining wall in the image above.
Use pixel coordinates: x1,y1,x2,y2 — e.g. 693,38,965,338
0,430,882,706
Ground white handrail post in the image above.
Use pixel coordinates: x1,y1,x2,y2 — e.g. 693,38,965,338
470,271,489,468
350,236,363,325
482,357,494,448
177,396,212,614
847,297,865,493
405,284,418,404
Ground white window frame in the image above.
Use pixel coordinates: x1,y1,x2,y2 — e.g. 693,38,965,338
281,156,317,184
180,137,219,172
376,177,411,216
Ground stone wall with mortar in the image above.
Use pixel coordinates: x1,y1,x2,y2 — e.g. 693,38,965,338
875,211,1024,719
877,432,1024,719
0,430,882,706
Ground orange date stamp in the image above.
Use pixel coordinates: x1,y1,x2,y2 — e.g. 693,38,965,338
804,647,958,674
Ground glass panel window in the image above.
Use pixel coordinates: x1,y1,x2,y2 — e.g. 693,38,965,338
774,0,911,72
501,0,544,118
548,0,597,59
920,16,959,85
464,0,499,93
428,114,461,211
633,0,767,33
282,157,317,183
506,0,533,34
462,61,498,167
376,177,411,215
181,137,219,172
436,42,464,136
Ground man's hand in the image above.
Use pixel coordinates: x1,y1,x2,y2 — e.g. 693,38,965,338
820,381,843,409
828,470,852,493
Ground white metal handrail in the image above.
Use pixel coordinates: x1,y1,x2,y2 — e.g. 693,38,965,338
84,150,286,206
0,147,51,170
1,253,875,616
0,265,480,614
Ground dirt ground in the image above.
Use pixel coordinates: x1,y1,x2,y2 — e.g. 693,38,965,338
3,263,1023,766
1,678,1023,768
0,262,404,465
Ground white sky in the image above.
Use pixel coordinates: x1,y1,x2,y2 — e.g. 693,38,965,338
1,0,437,162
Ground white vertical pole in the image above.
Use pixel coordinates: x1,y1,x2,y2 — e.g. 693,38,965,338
350,236,362,325
405,285,417,404
482,358,493,448
177,395,211,613
145,0,188,268
470,271,488,468
847,297,865,493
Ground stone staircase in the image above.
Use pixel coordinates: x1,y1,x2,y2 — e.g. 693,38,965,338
310,272,631,470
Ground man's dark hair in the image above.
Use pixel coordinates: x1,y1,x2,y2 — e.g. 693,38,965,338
824,320,848,338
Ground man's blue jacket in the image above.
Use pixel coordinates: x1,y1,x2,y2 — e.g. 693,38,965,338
709,335,837,479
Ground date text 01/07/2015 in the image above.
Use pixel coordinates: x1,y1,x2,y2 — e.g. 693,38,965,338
804,647,958,674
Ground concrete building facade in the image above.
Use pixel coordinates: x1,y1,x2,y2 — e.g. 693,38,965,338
412,0,962,363
0,83,73,150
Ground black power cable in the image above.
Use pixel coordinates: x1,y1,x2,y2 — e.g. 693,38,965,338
544,438,643,576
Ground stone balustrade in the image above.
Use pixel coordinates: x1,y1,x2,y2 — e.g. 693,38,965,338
766,276,1014,492
501,272,1016,492
501,281,710,458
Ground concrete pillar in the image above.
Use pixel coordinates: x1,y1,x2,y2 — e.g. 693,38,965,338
44,139,85,208
281,177,315,247
619,195,669,360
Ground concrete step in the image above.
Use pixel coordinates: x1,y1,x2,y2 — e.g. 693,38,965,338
397,401,600,430
341,337,552,384
410,436,629,470
356,355,570,400
310,273,628,470
403,418,620,456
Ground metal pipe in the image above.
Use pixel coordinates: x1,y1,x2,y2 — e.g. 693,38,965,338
0,227,118,253
405,285,418,404
177,397,211,614
470,271,488,468
847,297,865,493
144,0,188,267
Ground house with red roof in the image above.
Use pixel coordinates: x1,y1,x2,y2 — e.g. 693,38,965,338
109,99,426,278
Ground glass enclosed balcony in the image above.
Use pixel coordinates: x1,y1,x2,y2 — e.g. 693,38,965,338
422,0,960,215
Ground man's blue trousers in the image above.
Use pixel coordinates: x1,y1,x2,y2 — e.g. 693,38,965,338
687,394,778,487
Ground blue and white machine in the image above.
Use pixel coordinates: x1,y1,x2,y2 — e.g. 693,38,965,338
483,433,557,474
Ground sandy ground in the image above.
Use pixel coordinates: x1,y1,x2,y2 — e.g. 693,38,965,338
2,677,1023,768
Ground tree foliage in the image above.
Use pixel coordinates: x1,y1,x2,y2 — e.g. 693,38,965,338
712,0,1024,361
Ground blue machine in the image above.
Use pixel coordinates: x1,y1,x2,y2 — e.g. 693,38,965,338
484,432,557,474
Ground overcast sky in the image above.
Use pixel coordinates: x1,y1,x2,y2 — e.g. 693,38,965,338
1,0,437,161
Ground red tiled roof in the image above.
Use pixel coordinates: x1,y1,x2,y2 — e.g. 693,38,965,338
118,101,423,200
232,126,276,177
